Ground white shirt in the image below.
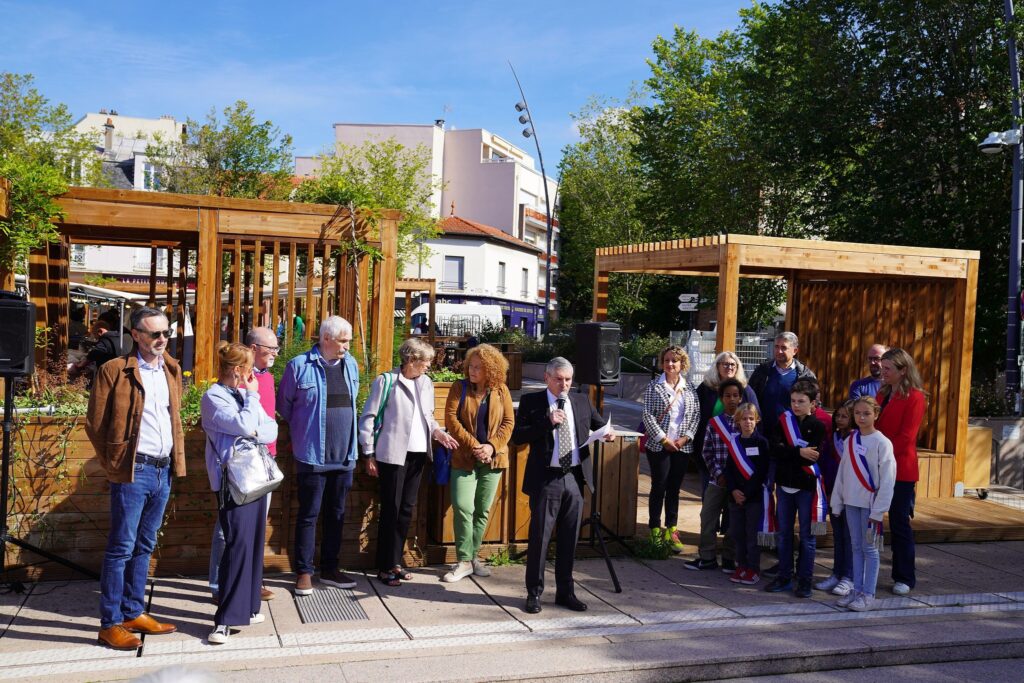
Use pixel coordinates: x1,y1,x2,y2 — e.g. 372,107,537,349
660,373,687,442
399,373,429,453
546,389,580,468
136,353,173,458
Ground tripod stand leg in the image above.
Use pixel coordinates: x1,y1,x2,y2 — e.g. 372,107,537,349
584,513,622,593
1,533,98,579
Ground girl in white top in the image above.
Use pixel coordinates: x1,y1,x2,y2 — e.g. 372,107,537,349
830,396,896,612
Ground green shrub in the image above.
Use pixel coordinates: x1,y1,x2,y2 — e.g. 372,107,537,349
970,380,1015,417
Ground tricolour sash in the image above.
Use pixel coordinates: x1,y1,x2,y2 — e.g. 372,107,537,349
758,487,777,548
711,415,751,479
846,430,877,494
779,411,828,535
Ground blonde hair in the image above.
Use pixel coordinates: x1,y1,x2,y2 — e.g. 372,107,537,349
735,402,760,422
702,351,749,388
660,345,691,374
878,348,924,399
399,337,436,366
464,343,509,390
216,341,253,378
853,395,881,418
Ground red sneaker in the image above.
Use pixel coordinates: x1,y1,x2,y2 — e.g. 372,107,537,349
728,567,746,583
740,570,760,586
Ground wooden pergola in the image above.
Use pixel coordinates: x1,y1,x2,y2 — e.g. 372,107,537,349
21,186,399,380
396,277,437,345
594,233,980,497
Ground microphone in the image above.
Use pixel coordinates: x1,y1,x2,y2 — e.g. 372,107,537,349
556,392,567,411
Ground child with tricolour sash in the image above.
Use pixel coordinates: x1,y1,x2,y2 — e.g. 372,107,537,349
723,402,771,585
830,396,896,612
765,381,826,598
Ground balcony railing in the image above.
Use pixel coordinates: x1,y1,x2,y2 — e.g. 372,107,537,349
439,280,464,293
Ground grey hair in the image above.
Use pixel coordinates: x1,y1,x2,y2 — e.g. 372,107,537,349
245,326,277,346
130,306,167,330
545,356,574,376
319,315,353,342
775,331,799,348
399,337,435,365
702,351,749,388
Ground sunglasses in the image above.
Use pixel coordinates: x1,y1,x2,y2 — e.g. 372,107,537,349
136,329,172,339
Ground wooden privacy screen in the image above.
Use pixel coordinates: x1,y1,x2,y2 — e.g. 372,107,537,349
792,279,954,453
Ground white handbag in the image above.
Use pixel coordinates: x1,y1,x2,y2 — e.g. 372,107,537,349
221,436,284,506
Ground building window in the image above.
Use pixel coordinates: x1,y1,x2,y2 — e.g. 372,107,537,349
521,268,529,298
442,256,464,291
142,162,160,191
497,262,506,294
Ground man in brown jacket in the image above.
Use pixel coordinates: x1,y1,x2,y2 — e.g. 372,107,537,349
85,307,186,650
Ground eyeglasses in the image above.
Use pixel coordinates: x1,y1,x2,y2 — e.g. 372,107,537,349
136,329,171,339
717,362,738,369
868,356,884,362
253,343,281,353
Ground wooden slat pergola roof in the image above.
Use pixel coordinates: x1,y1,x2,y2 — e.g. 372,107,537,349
593,233,981,497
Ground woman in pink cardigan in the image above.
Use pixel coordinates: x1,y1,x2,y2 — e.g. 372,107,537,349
874,348,926,597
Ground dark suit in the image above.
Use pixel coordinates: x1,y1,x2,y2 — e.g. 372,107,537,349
512,389,607,599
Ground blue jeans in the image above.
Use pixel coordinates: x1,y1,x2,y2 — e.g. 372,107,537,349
845,505,880,596
889,481,916,588
294,469,353,575
830,510,853,580
99,462,171,628
775,488,816,581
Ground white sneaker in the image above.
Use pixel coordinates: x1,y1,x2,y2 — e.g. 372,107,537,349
831,578,855,596
443,562,474,583
208,625,230,644
814,575,840,592
472,559,491,577
892,582,911,596
249,613,265,625
836,591,859,609
849,593,875,612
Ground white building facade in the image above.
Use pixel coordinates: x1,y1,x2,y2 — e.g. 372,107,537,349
296,121,559,335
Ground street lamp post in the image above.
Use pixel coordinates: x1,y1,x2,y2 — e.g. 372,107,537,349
980,0,1024,412
509,62,554,336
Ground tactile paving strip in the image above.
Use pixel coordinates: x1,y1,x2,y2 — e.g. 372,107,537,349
294,587,369,624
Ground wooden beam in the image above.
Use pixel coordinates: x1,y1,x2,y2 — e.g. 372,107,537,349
305,244,316,341
232,240,243,343
58,198,199,232
950,258,980,489
0,176,10,219
194,209,220,382
715,242,740,354
372,215,399,375
253,240,263,327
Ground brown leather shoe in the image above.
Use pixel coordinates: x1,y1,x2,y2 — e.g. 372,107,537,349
261,586,274,601
122,613,177,635
98,625,141,650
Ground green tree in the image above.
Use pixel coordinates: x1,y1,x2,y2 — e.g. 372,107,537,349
292,137,441,272
0,72,102,273
147,100,294,200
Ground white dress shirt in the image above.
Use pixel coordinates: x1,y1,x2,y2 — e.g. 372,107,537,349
546,389,580,468
136,353,173,458
661,373,687,442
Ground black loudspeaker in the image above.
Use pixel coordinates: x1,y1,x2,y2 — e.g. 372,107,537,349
0,295,36,377
575,322,620,386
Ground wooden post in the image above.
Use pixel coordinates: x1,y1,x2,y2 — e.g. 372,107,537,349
176,246,187,366
784,270,799,332
591,252,609,323
428,283,437,346
715,240,740,354
319,245,330,324
194,209,220,382
372,216,398,374
253,240,263,327
271,241,280,336
305,243,316,340
949,258,979,490
28,247,49,369
286,242,296,345
232,240,242,343
46,237,70,375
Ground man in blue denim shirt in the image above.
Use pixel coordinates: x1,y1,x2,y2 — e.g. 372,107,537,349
278,315,360,595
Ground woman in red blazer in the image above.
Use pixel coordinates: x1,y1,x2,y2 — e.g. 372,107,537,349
874,348,926,596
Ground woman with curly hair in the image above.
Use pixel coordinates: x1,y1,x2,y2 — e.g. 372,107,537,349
641,345,699,553
442,344,515,582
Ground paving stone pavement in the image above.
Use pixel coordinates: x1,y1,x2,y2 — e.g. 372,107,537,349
2,540,1024,682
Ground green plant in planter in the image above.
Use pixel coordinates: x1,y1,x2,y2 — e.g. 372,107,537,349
180,371,212,428
427,368,462,383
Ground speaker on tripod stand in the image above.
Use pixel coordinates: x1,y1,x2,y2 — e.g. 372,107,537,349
1,292,98,582
574,322,620,387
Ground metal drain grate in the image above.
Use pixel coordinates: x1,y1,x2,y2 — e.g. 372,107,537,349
294,588,369,624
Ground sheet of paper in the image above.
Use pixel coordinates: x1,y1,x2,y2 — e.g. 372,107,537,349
583,415,613,449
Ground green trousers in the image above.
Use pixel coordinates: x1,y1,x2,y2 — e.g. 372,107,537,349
450,463,504,562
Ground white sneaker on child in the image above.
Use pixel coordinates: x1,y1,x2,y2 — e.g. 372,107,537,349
849,593,875,612
831,578,854,596
836,591,859,609
814,575,840,592
892,582,911,596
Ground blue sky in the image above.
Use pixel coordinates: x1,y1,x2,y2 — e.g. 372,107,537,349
1,0,754,168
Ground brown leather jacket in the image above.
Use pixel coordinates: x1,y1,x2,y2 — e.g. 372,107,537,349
444,380,515,471
85,352,186,483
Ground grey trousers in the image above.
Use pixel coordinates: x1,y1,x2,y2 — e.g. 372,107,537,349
698,482,735,562
525,468,584,598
